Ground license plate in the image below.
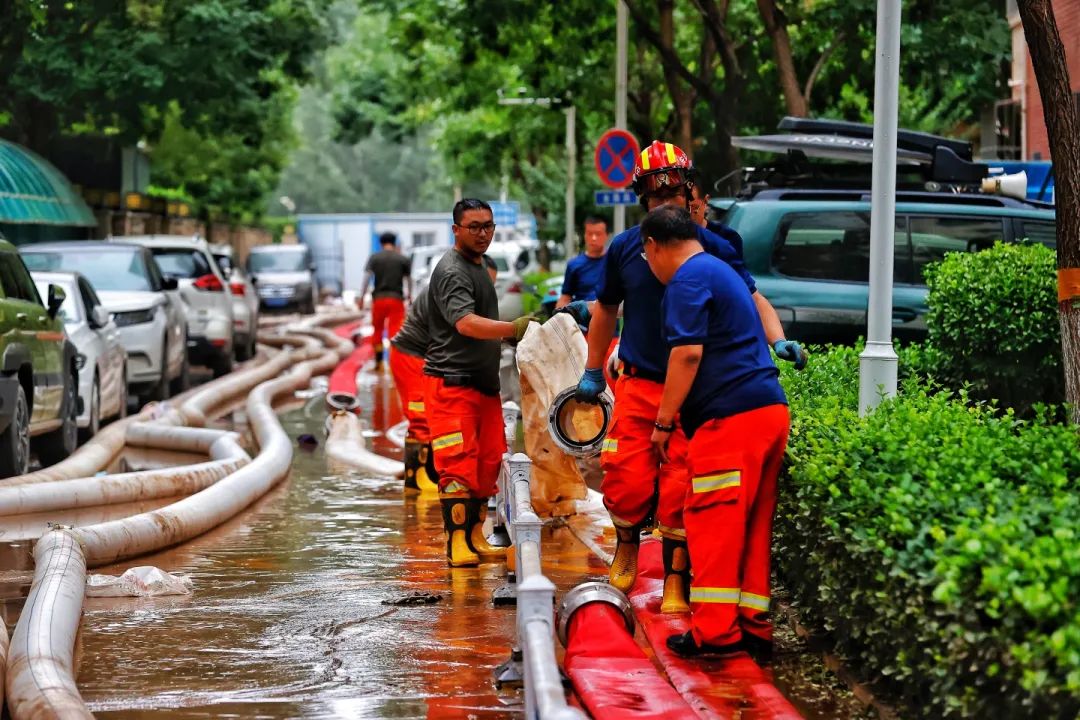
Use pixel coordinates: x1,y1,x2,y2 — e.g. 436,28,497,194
264,298,289,307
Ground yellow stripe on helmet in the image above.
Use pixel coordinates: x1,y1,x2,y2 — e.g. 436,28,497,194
639,149,652,171
665,143,677,164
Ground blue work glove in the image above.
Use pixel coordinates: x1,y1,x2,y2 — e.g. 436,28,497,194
555,300,592,331
773,340,808,370
575,368,606,404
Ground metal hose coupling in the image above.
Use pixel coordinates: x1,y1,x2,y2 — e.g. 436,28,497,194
547,386,613,458
556,581,635,648
325,391,361,414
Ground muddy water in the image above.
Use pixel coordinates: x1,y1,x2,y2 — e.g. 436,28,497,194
61,371,607,719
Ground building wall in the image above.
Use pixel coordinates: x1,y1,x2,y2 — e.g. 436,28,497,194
297,213,454,294
1025,0,1080,159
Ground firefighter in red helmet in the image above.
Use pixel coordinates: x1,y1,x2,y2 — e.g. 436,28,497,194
574,140,807,612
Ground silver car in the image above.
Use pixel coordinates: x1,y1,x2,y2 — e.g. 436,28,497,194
209,243,259,361
20,242,189,404
246,245,318,314
31,271,127,437
119,236,235,377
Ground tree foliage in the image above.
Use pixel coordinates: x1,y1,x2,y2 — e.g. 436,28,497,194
0,0,333,220
334,0,1010,211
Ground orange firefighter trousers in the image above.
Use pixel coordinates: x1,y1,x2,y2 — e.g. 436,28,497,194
371,298,406,353
684,403,790,646
389,349,429,442
600,375,689,536
424,376,506,498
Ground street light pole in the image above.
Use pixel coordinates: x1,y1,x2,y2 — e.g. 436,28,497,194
614,0,629,235
858,0,902,416
497,89,576,262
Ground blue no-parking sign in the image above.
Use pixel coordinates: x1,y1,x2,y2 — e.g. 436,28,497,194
594,129,639,190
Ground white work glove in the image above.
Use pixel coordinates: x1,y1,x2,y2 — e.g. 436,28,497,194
606,343,621,379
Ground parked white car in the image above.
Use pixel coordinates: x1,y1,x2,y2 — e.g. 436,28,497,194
209,243,259,361
246,245,318,314
410,245,451,298
485,241,538,320
31,271,127,438
118,236,235,376
21,242,189,404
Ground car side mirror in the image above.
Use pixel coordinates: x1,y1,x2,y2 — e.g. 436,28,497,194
249,275,258,285
46,284,66,319
162,276,179,291
90,305,111,329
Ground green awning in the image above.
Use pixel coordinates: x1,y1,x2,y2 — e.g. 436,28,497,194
0,139,96,227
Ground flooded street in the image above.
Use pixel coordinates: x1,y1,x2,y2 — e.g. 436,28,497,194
40,371,607,719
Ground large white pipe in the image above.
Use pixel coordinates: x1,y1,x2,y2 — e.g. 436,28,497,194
325,413,405,477
5,530,91,720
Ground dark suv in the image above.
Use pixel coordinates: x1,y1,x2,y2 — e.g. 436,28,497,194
714,118,1056,344
0,237,79,477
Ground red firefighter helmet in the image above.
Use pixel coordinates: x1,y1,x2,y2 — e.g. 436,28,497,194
631,140,694,196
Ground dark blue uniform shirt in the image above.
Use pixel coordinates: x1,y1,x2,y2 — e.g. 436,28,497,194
561,253,606,302
596,223,755,378
663,253,786,438
706,220,743,259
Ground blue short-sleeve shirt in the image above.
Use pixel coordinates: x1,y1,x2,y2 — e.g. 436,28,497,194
595,222,755,377
560,253,606,302
662,253,786,437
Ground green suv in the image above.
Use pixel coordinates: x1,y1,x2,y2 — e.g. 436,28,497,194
717,193,1055,344
0,237,79,477
715,117,1056,344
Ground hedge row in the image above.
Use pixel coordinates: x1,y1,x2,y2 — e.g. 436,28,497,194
775,345,1080,718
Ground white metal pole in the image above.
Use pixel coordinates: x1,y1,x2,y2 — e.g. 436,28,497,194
565,104,577,261
614,0,629,235
858,0,901,416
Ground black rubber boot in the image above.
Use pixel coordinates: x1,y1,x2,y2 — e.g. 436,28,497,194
416,442,439,493
439,495,479,567
403,438,422,494
465,498,507,562
660,536,691,614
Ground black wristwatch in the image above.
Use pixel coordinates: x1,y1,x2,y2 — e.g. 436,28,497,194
654,419,676,433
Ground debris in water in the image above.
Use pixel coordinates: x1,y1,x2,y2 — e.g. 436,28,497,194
297,433,319,450
381,590,443,606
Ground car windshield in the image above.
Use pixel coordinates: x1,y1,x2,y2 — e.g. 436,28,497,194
248,250,307,273
22,249,153,292
213,254,233,274
488,256,511,272
31,279,79,322
151,248,212,279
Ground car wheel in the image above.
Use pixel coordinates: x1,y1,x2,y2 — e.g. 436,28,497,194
235,336,251,362
213,350,234,379
35,370,78,466
145,337,171,403
118,364,130,418
79,376,100,443
0,384,30,478
171,346,191,395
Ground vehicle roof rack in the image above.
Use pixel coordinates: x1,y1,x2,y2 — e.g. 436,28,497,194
730,117,1007,200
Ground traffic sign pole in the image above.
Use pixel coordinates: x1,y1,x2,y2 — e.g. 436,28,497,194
615,1,629,235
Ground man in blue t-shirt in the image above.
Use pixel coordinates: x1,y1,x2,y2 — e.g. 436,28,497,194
642,204,790,660
557,216,608,308
573,140,806,612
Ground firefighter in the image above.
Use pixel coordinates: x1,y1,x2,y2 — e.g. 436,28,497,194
574,140,806,612
359,232,412,371
425,199,536,567
640,204,789,660
390,255,499,495
556,216,608,310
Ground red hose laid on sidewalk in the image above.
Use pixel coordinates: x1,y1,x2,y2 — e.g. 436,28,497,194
563,597,696,719
628,538,803,720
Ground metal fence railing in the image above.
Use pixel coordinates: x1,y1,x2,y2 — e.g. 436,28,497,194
491,402,586,720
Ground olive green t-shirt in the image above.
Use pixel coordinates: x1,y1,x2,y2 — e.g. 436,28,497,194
390,287,429,357
424,249,501,393
365,249,411,300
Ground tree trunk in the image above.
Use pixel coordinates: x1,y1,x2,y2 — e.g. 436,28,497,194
657,0,694,155
1017,0,1080,424
756,0,808,117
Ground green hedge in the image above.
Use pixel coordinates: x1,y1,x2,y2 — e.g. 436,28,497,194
775,345,1080,718
924,242,1063,414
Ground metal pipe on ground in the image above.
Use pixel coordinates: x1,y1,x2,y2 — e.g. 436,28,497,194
325,413,404,477
5,529,91,720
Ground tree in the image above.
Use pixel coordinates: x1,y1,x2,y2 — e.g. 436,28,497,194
0,0,334,220
1016,0,1080,423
